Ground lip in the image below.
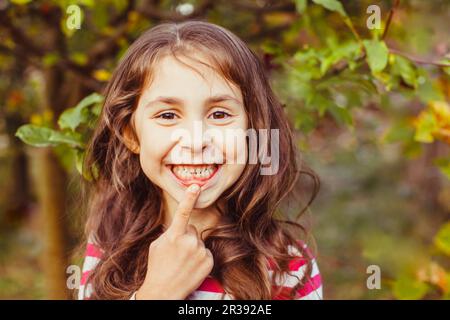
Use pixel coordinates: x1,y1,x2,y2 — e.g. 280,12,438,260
167,164,223,190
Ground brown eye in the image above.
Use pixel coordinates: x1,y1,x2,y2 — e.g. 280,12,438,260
157,112,177,120
210,111,231,120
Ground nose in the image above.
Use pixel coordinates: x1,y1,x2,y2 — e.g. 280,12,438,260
177,120,213,160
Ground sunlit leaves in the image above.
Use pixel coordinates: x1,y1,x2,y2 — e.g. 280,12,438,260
42,53,60,67
435,158,450,180
392,273,429,300
58,92,104,131
390,55,418,88
414,111,438,143
92,69,111,82
416,76,445,103
363,39,389,73
15,93,104,179
294,0,307,13
10,0,32,4
312,0,347,17
319,41,361,75
435,222,450,256
413,101,450,144
70,52,88,66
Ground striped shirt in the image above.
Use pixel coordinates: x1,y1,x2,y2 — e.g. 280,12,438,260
78,241,323,300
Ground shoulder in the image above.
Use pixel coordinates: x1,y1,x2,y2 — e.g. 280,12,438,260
268,241,323,300
78,237,104,300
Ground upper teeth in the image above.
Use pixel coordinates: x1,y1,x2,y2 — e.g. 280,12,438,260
172,165,217,179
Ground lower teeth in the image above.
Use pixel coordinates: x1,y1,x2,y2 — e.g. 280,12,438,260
172,166,217,179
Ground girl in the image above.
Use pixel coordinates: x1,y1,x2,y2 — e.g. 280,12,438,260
78,20,322,300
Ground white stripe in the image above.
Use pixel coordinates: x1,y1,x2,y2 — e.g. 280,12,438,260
77,285,85,300
81,256,101,273
78,283,94,300
187,290,234,300
268,258,320,288
287,244,303,256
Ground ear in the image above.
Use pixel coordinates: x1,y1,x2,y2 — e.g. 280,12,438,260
123,124,140,154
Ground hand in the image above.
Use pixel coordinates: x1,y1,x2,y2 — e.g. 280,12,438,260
135,184,214,300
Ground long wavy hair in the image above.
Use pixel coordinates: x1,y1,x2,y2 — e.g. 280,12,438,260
80,20,320,300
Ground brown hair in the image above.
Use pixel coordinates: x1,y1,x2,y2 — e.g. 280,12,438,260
81,20,320,299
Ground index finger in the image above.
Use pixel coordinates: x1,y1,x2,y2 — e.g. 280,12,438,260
166,184,201,236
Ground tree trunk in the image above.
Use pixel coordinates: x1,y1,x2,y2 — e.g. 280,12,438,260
33,147,70,299
3,113,31,226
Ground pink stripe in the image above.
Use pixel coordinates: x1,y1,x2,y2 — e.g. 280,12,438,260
288,258,307,271
296,273,322,297
267,257,307,271
85,243,103,258
196,277,225,293
267,258,277,269
80,270,91,286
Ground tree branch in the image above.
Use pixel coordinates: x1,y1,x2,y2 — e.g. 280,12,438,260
229,0,295,13
382,0,401,40
86,24,129,69
389,48,450,68
0,10,46,56
109,0,136,25
85,0,136,68
0,44,102,92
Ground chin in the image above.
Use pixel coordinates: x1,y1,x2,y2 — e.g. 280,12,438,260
173,186,220,208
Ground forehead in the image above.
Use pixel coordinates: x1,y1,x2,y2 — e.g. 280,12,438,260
141,54,242,102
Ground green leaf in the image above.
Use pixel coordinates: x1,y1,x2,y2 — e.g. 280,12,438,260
15,125,59,147
319,41,361,75
434,222,450,256
294,112,316,133
391,55,418,88
312,0,347,17
363,40,389,73
54,144,77,173
416,78,445,104
309,94,333,117
328,105,353,128
91,104,102,117
49,130,84,148
15,124,84,148
58,93,104,131
295,0,307,13
75,149,85,176
392,273,428,300
74,149,95,181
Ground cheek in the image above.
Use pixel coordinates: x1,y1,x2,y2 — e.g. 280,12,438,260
221,130,247,186
223,130,248,165
138,127,170,177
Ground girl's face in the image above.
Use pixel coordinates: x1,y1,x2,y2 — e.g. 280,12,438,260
131,54,248,208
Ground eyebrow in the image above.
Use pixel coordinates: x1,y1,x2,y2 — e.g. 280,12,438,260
144,94,242,109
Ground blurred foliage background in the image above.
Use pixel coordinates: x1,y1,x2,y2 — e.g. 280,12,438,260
0,0,449,299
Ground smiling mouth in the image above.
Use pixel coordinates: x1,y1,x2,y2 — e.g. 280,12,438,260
168,164,221,184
